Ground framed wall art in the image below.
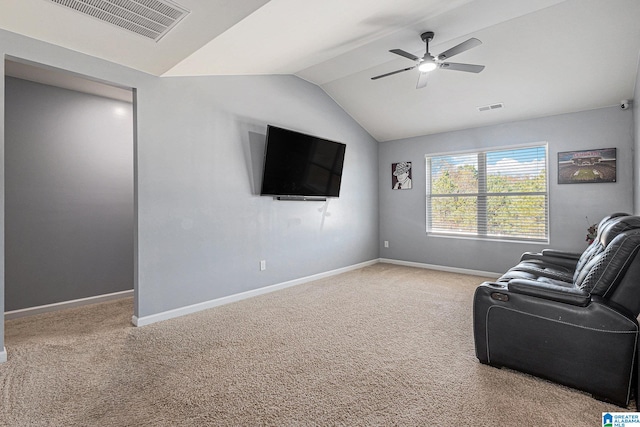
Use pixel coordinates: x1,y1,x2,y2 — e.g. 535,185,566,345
392,161,412,190
557,148,616,184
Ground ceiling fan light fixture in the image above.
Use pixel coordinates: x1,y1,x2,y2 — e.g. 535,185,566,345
418,61,437,73
371,31,484,88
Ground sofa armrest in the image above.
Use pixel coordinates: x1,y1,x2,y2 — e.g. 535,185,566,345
519,251,580,270
540,249,581,260
508,279,590,306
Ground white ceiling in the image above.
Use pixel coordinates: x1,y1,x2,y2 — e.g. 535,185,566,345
2,0,640,142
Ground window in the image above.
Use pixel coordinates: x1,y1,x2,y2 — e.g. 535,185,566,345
426,144,548,242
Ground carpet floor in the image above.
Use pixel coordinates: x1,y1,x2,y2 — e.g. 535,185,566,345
0,263,632,426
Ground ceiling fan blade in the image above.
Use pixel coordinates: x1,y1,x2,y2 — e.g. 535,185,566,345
371,66,416,80
437,38,482,60
416,72,429,89
390,49,421,61
439,62,485,73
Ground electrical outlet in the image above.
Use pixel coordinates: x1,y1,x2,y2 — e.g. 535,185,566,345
260,260,266,271
384,241,389,248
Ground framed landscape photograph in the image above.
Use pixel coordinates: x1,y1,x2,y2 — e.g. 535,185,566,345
557,148,616,184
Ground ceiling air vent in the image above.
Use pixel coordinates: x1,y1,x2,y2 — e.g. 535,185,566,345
48,0,190,42
477,103,504,112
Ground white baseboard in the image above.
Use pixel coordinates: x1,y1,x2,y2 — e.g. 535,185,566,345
0,347,6,363
379,258,500,279
1,259,494,327
4,289,134,320
132,259,379,327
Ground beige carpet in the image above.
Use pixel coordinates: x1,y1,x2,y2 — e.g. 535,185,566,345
0,263,631,426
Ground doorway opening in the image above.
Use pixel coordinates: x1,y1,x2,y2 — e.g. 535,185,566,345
3,58,136,324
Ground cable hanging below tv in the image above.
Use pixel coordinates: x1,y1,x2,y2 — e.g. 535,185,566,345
260,125,346,201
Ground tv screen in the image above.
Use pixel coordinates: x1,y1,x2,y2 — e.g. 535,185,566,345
260,125,346,198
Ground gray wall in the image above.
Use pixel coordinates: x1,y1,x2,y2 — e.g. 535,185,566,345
4,77,134,311
0,28,379,354
135,75,379,317
634,54,640,215
379,106,634,274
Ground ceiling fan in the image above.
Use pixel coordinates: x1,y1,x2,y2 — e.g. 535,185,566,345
371,31,485,89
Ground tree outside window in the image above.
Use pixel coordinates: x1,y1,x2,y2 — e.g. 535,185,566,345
426,145,548,242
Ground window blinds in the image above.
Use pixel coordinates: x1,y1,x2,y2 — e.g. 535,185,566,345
426,145,548,241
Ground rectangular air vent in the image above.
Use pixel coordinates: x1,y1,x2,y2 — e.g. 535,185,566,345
477,103,504,112
48,0,190,41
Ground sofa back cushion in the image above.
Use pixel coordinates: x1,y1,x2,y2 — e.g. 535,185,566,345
572,214,631,283
576,219,640,297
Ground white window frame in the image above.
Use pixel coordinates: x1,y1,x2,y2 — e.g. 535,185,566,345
425,143,549,243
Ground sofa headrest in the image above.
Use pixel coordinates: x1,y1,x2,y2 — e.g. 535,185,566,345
598,213,629,229
572,214,634,283
599,216,640,246
581,228,640,296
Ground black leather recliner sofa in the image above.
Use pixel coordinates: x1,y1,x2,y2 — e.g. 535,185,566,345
473,214,640,406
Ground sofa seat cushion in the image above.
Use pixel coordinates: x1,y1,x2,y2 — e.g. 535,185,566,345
500,260,574,283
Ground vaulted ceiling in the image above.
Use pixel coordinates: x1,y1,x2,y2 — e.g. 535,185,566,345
2,0,640,142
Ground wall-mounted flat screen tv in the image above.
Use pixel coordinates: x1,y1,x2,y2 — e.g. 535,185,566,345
260,125,346,199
